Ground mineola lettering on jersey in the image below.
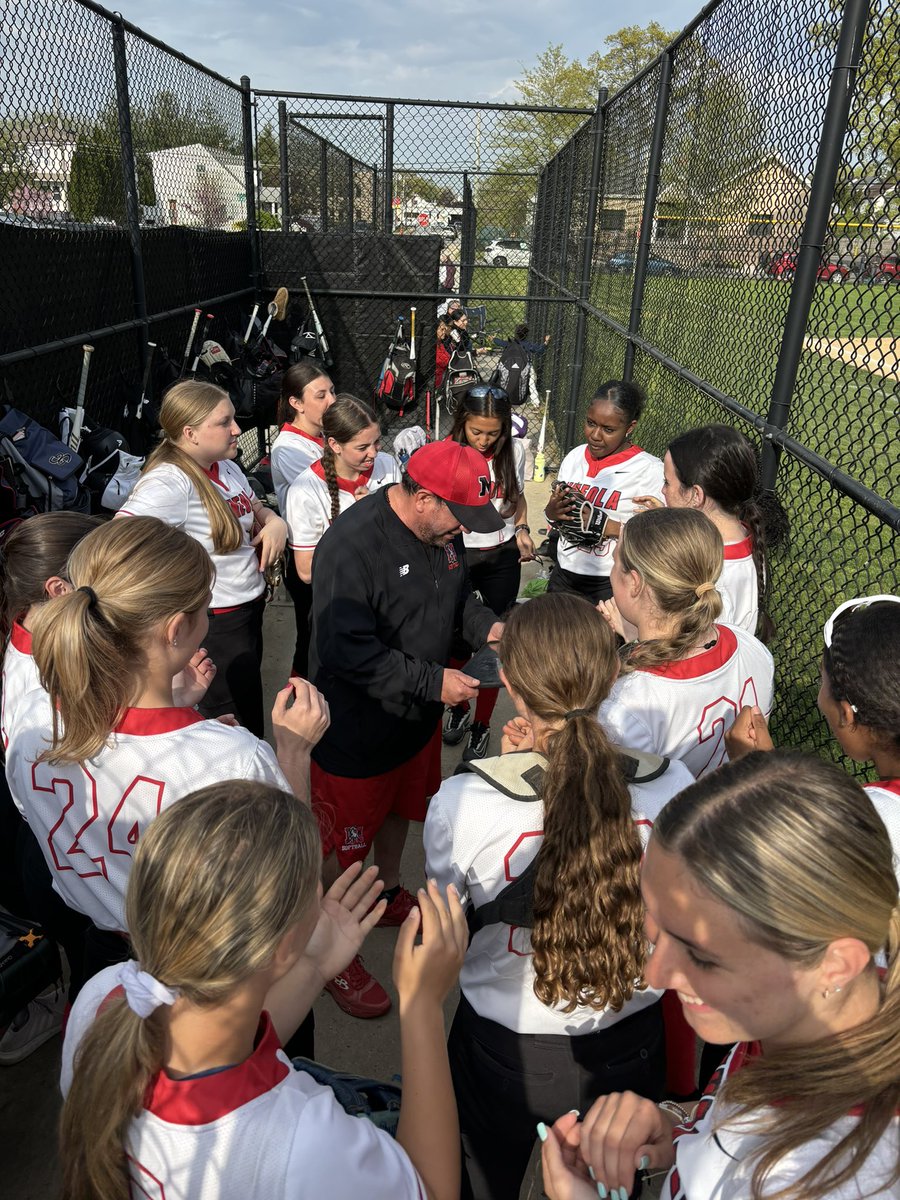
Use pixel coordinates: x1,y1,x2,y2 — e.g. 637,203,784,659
225,491,253,519
566,483,622,510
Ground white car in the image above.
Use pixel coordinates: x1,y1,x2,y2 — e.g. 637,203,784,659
484,238,531,268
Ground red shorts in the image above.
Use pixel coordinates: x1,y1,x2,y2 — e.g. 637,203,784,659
311,726,443,867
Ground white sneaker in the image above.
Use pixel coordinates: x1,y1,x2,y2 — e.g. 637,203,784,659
0,985,65,1065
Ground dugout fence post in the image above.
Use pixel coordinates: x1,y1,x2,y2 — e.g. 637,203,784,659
348,156,355,229
624,51,672,382
564,86,608,452
760,0,870,491
383,103,395,234
319,138,328,233
546,157,565,407
240,76,262,299
278,101,290,233
110,14,149,369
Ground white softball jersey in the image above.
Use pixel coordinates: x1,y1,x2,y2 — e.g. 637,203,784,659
2,623,48,751
120,460,264,609
463,438,526,550
718,528,759,635
270,423,324,513
424,751,694,1035
599,624,775,779
865,780,900,888
284,453,400,551
61,967,425,1200
6,707,289,932
554,444,664,578
661,1041,899,1199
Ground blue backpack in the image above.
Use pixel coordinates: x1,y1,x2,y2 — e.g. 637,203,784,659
0,404,90,527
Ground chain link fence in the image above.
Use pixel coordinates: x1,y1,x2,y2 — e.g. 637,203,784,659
1,0,896,764
530,0,899,770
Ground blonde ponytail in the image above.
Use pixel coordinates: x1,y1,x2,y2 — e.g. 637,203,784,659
619,508,724,672
139,381,243,554
31,517,213,763
60,781,321,1200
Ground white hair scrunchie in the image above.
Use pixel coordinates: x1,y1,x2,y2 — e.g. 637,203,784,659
117,959,180,1018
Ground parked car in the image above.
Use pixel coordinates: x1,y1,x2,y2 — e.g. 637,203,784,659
606,252,685,277
765,252,848,281
476,224,508,249
859,254,900,282
484,238,530,267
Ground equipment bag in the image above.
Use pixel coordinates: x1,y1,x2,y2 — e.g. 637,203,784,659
378,340,416,412
443,346,481,414
0,405,89,523
0,912,62,1029
291,1057,402,1137
491,339,531,406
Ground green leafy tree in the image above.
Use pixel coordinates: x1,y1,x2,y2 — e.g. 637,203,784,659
0,121,37,208
257,121,280,189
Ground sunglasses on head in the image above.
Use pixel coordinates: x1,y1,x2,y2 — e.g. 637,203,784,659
823,594,900,648
466,384,509,404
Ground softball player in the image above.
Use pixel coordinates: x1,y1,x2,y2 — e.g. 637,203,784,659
60,783,468,1200
726,593,900,876
425,594,693,1200
598,508,773,778
545,380,664,603
540,754,900,1200
634,424,788,640
442,385,535,761
118,380,287,737
5,517,327,939
285,394,399,584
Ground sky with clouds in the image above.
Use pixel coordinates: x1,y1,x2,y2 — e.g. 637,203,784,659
110,0,702,102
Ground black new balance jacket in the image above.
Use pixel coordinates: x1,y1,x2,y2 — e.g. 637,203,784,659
309,485,497,777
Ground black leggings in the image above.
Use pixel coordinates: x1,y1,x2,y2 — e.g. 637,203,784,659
449,994,665,1200
199,595,266,737
547,562,612,604
283,551,313,678
452,539,520,660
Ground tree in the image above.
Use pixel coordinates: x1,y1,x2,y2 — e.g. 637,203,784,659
0,121,36,208
256,121,279,189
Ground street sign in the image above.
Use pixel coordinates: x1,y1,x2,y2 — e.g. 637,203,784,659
417,213,429,226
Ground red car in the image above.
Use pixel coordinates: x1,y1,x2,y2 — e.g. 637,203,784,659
765,252,848,281
861,255,900,282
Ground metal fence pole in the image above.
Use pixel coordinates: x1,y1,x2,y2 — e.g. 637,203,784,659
319,138,329,232
383,102,395,234
241,77,262,296
564,87,608,451
278,100,290,233
760,0,870,490
624,52,672,381
372,166,379,230
110,16,148,364
460,170,472,298
348,156,355,229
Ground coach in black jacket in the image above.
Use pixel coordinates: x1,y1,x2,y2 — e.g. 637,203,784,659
308,440,504,1017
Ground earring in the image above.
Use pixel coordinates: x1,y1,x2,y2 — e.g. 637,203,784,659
822,984,842,999
172,638,178,647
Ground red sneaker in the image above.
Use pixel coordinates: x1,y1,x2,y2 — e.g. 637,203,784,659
376,886,419,928
324,956,391,1018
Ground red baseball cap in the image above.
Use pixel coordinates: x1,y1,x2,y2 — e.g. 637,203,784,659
405,441,505,534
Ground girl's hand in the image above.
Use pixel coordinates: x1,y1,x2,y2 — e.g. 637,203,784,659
540,1111,595,1200
392,879,467,1012
545,488,578,523
516,529,537,562
172,647,216,707
501,716,534,753
252,513,288,570
633,495,663,512
596,598,625,639
724,705,774,759
271,677,331,754
301,863,386,985
578,1092,677,1197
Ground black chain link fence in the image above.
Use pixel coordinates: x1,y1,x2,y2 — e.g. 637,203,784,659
529,0,899,771
1,0,895,764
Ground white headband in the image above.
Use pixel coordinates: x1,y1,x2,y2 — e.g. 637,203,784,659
117,959,180,1018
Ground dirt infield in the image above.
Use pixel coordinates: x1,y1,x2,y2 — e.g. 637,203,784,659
802,335,900,379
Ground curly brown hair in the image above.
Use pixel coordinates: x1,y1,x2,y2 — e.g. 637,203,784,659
499,593,648,1012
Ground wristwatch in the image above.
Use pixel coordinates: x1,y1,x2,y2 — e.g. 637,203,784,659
514,523,530,535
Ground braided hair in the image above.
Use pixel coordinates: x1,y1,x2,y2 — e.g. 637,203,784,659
823,600,900,754
320,394,379,525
